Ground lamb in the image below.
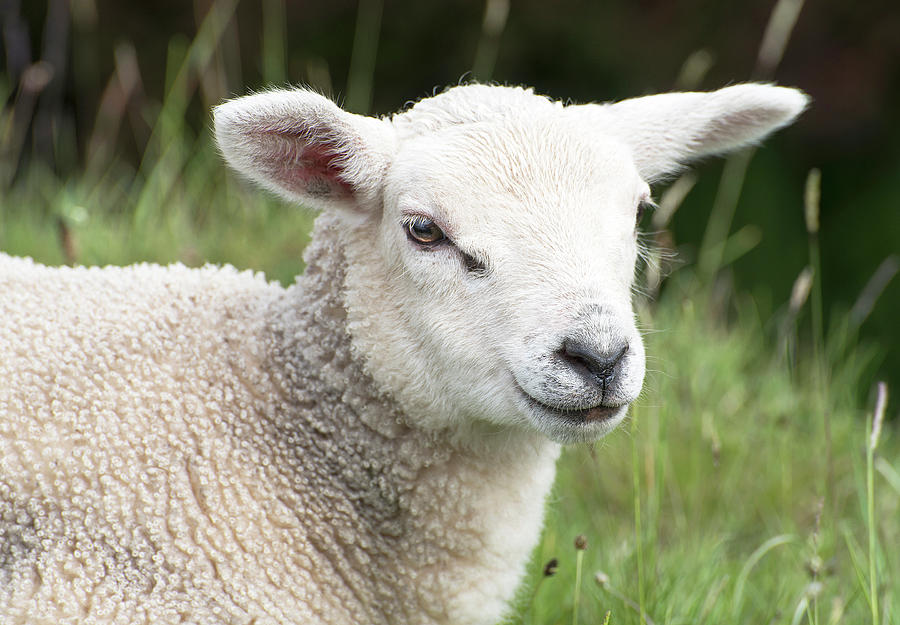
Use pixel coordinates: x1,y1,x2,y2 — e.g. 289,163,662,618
0,82,807,624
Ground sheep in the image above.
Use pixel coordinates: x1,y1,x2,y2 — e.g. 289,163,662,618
0,82,807,625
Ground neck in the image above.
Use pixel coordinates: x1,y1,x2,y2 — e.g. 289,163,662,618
255,216,561,624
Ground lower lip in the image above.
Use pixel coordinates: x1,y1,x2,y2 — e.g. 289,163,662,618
546,404,620,424
579,405,620,422
518,388,621,423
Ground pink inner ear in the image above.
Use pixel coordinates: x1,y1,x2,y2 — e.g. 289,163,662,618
294,143,356,199
262,131,356,200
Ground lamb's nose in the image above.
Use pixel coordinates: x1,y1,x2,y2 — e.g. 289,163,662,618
559,339,628,397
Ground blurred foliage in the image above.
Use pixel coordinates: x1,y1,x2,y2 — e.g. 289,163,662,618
2,0,898,392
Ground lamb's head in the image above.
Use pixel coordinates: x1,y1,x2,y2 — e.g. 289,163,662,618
214,83,807,444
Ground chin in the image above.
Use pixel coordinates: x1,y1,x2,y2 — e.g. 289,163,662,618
531,404,630,444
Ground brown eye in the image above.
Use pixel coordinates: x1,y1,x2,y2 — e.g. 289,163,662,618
407,217,446,245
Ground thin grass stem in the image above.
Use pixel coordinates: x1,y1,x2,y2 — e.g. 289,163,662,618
754,0,806,78
803,168,836,538
867,382,888,625
345,0,383,114
805,169,823,364
595,573,657,625
874,457,900,497
472,0,510,81
631,413,646,625
732,534,797,620
699,0,806,282
572,548,584,625
262,0,287,85
866,412,878,625
850,255,900,328
697,148,753,279
134,0,238,225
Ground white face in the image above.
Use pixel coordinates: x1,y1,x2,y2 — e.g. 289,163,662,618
376,119,648,443
214,83,808,444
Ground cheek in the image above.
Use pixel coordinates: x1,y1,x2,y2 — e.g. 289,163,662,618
377,225,499,352
403,283,492,350
378,249,474,338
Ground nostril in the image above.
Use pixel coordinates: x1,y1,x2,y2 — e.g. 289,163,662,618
559,339,628,384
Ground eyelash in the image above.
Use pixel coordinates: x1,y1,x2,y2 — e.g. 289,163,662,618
405,215,446,246
402,215,487,276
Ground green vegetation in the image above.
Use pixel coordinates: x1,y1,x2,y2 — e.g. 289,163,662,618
2,1,896,623
515,272,897,624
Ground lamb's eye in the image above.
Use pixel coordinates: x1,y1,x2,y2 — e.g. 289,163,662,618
407,217,446,245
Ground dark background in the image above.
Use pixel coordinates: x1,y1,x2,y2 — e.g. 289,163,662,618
5,0,899,393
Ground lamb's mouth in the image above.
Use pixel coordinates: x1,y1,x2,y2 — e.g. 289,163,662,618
515,385,624,424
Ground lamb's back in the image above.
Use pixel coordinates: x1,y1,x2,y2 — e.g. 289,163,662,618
0,249,538,625
0,255,339,623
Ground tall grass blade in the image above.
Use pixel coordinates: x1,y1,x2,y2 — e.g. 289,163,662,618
866,382,887,625
572,539,585,625
754,0,806,78
697,148,753,278
652,172,697,231
262,0,287,86
805,169,824,359
875,458,900,498
2,63,54,187
472,0,510,81
699,0,806,281
86,42,142,174
843,525,873,610
850,255,900,328
732,534,796,620
133,0,238,225
791,594,811,625
800,167,838,543
870,382,887,452
630,413,647,625
345,0,383,114
673,49,714,90
595,572,657,625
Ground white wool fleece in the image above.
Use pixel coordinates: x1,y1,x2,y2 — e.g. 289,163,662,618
0,240,558,625
1,82,807,625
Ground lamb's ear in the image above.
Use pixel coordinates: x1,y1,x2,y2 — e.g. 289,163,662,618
576,84,809,182
214,88,396,212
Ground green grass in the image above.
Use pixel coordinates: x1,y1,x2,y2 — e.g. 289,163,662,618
1,162,312,286
513,275,899,624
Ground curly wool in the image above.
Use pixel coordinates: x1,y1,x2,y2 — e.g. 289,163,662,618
0,217,558,625
1,82,808,624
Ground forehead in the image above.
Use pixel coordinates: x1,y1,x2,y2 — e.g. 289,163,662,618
387,117,644,220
